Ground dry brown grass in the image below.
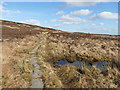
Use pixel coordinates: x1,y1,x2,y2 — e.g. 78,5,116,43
53,64,119,88
2,20,120,88
37,59,63,88
36,58,120,88
36,32,120,88
2,34,41,88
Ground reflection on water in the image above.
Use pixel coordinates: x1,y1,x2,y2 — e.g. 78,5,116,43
56,60,108,71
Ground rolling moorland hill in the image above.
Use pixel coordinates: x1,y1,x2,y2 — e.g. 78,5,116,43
1,20,120,88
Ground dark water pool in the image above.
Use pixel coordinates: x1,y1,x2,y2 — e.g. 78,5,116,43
56,60,108,71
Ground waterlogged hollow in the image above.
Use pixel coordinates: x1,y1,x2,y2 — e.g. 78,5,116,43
54,60,108,71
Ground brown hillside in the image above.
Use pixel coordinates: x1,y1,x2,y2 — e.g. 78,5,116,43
1,20,120,88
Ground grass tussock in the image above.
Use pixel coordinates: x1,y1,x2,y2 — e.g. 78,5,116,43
36,32,120,88
37,59,63,88
54,64,120,88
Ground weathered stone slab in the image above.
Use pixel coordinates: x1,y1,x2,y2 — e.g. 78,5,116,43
30,79,44,88
31,72,41,78
31,54,36,57
29,51,36,55
29,38,44,88
33,69,43,76
29,59,38,64
31,57,39,59
33,64,40,69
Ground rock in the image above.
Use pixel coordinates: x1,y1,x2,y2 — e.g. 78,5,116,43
33,64,40,69
31,57,39,59
31,54,36,57
33,69,43,77
30,79,44,88
29,59,38,64
29,51,36,55
31,71,42,78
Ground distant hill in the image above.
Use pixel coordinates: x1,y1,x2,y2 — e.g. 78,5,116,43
2,20,119,40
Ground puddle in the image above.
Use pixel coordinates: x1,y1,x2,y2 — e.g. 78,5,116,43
57,60,69,65
56,60,108,71
93,62,108,71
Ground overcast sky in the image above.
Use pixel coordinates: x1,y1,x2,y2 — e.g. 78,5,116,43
0,1,119,35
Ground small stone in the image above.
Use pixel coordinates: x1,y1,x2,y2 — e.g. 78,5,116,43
31,54,36,57
31,72,41,78
29,51,36,54
30,79,44,88
33,69,43,77
31,57,39,59
33,64,40,69
29,59,38,64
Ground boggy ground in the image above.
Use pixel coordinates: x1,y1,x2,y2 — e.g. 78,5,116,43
1,20,120,88
38,32,119,64
37,32,120,88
